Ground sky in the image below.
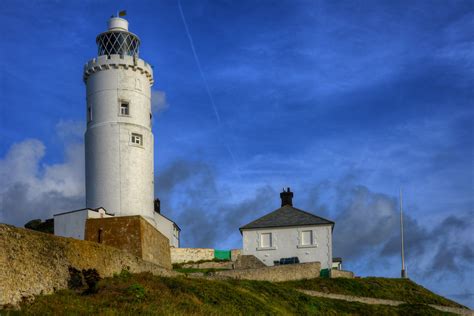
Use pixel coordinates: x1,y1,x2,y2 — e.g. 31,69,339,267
0,0,473,308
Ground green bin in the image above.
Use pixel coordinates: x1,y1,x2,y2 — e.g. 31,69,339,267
214,249,231,260
320,268,330,278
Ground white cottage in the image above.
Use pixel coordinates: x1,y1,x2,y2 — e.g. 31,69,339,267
240,188,334,270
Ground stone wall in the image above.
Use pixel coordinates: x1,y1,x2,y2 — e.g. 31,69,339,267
139,218,172,268
331,269,354,278
182,261,234,270
171,248,214,264
85,215,171,269
233,255,266,270
0,224,177,307
210,262,321,282
230,249,241,261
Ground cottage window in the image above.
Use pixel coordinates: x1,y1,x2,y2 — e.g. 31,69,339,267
301,230,313,245
131,133,143,146
260,233,272,248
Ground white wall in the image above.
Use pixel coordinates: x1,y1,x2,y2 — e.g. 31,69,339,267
54,209,112,240
242,225,333,270
154,213,180,248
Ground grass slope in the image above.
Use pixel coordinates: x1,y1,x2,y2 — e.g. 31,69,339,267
282,277,464,308
4,272,458,315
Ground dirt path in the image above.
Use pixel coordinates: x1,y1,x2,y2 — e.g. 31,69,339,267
297,289,473,316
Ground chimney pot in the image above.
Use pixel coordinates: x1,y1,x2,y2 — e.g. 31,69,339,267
280,188,294,206
154,198,161,213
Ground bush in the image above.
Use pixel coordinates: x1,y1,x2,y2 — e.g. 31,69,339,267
67,267,84,291
82,269,101,294
126,283,146,301
114,268,132,281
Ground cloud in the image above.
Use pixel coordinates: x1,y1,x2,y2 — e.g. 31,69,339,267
0,123,85,227
155,159,276,248
332,184,398,259
55,119,84,141
151,90,169,114
312,178,474,278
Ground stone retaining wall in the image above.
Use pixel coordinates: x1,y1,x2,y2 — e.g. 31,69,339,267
331,269,354,278
0,224,177,307
171,248,214,264
230,249,241,261
210,262,321,282
182,261,234,270
233,255,266,270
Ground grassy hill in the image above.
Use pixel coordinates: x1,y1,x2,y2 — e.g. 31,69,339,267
283,277,463,307
3,270,464,315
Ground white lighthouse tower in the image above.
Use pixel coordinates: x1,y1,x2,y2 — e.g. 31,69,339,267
83,16,155,224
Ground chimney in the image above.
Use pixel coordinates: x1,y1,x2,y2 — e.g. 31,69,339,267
280,187,293,207
154,198,161,213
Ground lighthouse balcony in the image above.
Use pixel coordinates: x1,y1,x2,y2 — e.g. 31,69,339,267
83,54,154,85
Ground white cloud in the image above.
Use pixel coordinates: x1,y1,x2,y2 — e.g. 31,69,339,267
0,122,85,226
151,90,169,114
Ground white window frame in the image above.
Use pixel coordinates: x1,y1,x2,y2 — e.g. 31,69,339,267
256,231,276,251
130,133,143,147
119,100,130,116
297,228,317,248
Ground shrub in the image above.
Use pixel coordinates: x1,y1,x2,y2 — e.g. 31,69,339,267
114,268,132,281
126,283,146,301
82,269,101,294
67,267,84,291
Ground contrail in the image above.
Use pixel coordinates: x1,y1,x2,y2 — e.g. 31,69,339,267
177,0,221,124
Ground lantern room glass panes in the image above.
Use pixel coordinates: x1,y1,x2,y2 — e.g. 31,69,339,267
97,31,140,57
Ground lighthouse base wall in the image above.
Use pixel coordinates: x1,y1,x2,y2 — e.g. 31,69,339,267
85,215,172,269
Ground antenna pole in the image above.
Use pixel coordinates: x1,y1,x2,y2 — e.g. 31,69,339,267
400,188,407,278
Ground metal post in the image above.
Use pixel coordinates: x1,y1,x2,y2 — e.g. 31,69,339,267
400,188,407,278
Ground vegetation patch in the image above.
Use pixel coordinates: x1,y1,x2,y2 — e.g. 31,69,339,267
282,277,464,308
8,273,461,315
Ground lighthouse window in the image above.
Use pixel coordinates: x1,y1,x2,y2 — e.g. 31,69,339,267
131,133,143,146
87,106,92,122
120,102,130,116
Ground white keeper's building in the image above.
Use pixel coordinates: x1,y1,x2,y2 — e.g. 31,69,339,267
240,188,334,270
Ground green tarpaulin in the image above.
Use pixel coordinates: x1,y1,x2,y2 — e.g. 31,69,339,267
320,268,330,278
214,249,231,260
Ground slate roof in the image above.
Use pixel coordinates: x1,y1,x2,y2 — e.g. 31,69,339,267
239,204,334,232
53,207,114,217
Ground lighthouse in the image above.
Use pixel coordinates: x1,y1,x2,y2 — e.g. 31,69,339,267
54,15,179,250
83,16,155,224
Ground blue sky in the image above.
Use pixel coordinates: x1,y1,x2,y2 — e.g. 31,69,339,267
1,0,473,307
